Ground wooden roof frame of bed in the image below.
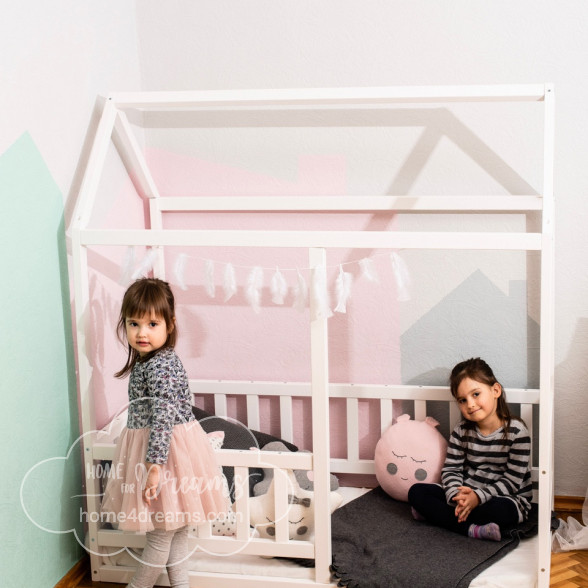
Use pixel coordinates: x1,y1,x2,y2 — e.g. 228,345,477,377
70,84,555,586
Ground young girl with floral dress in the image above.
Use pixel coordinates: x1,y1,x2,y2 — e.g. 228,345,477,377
101,278,227,587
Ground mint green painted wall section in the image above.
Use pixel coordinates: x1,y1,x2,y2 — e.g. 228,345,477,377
0,133,83,586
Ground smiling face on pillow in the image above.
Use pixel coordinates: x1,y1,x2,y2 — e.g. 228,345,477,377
374,414,448,502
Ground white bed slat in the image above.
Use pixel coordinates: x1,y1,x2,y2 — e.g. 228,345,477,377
309,248,332,585
149,199,166,279
154,195,544,213
330,459,374,475
346,398,360,462
109,84,547,109
234,466,251,541
112,111,161,200
380,398,393,433
537,84,555,588
246,395,260,431
521,402,535,499
214,394,228,418
191,380,540,404
274,468,290,544
280,395,294,443
414,399,427,422
197,520,212,539
80,227,543,251
71,99,117,227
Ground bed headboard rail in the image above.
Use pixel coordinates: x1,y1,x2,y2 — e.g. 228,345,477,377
191,379,540,496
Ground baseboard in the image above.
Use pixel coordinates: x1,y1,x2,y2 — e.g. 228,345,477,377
54,556,89,588
554,495,584,513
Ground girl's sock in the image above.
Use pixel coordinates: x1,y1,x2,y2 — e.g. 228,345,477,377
411,507,426,521
468,522,501,541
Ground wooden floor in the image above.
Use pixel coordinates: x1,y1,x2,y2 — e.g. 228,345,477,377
550,549,588,587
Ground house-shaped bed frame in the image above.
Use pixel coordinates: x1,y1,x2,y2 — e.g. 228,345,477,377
70,84,555,587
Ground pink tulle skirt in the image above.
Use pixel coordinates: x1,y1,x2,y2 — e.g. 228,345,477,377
101,420,228,532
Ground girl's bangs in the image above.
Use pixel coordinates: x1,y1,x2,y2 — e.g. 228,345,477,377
125,291,171,321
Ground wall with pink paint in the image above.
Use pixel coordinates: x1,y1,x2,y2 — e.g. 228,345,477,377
127,1,588,497
87,101,541,470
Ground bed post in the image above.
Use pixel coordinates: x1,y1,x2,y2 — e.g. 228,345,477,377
537,83,555,588
309,247,333,585
70,96,118,582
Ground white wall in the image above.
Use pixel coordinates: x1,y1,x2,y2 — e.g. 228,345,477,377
0,1,141,584
132,0,588,496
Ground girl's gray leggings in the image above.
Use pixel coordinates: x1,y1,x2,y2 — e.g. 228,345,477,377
128,526,189,588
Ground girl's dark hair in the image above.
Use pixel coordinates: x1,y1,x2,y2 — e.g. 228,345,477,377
449,357,514,432
115,278,177,378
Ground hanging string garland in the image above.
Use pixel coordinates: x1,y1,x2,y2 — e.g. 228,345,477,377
119,246,136,286
174,253,188,291
334,265,353,313
311,263,333,320
223,263,237,302
359,257,379,284
131,249,157,280
246,266,264,314
119,248,412,315
292,268,308,312
270,267,288,305
204,259,215,298
389,251,412,302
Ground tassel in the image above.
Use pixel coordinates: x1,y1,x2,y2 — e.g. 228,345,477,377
131,248,156,280
223,263,237,302
334,265,353,313
246,266,263,313
270,267,288,305
390,251,411,301
359,257,379,283
204,259,215,298
311,264,332,320
119,246,136,285
292,269,308,312
174,253,188,291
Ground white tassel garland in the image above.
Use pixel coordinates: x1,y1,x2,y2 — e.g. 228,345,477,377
270,268,288,305
119,246,136,285
292,269,308,312
359,257,379,283
311,264,332,320
174,253,188,291
223,263,237,302
205,260,215,298
390,251,411,301
131,248,157,280
334,265,353,313
246,266,264,313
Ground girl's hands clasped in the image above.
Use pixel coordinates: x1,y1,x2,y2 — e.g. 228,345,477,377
452,486,480,523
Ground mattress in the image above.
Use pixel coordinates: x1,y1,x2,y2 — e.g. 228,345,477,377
95,413,538,587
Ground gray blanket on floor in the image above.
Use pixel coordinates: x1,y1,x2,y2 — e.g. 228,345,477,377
329,487,538,588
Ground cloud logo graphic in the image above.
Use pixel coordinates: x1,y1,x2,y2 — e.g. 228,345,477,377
19,407,285,563
19,432,86,544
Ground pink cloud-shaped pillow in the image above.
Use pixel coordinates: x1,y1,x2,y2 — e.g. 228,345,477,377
374,414,448,501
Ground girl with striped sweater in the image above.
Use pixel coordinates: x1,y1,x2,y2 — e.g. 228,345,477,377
408,358,532,541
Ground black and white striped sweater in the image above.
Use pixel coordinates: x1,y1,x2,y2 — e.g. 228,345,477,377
441,420,533,522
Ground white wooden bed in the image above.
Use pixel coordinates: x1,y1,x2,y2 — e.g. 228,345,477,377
71,84,555,587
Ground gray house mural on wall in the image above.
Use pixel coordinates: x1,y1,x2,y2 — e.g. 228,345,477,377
400,269,540,441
